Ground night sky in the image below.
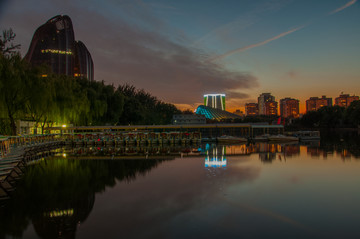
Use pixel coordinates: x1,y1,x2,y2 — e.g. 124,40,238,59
0,0,359,112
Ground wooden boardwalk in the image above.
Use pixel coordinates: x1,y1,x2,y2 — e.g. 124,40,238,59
0,141,65,200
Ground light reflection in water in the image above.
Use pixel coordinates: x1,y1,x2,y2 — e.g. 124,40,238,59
202,143,303,166
1,132,360,238
205,145,227,168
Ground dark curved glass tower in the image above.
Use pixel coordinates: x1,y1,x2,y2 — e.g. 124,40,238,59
74,41,94,81
25,15,94,81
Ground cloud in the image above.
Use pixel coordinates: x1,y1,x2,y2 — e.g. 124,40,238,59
280,70,299,81
287,70,297,79
0,0,258,108
226,91,250,99
209,25,305,62
207,0,356,62
70,12,259,105
330,0,357,14
192,0,293,47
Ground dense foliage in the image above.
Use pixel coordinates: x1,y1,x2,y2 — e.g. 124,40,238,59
207,104,360,129
0,29,180,135
292,103,360,129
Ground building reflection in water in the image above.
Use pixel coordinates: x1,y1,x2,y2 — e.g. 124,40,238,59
61,139,360,164
2,133,360,238
204,145,227,168
32,194,95,239
202,143,301,165
304,131,360,160
0,158,172,239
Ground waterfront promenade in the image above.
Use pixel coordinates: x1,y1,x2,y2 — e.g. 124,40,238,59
0,135,64,200
47,123,284,139
0,123,285,200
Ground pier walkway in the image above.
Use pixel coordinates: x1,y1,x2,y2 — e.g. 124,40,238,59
47,123,284,141
0,135,65,200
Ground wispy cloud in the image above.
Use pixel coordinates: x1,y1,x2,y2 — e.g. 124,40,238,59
192,0,292,47
330,0,357,14
208,0,357,62
209,25,305,62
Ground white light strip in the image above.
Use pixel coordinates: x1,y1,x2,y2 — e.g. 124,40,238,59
204,94,226,97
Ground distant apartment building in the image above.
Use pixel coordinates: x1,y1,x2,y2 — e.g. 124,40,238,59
264,101,278,116
258,93,277,116
204,94,226,110
233,109,244,117
306,96,332,112
280,98,299,118
335,93,359,107
245,103,259,116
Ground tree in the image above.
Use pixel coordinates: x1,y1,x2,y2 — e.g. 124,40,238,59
345,100,360,127
25,66,57,134
318,106,345,128
182,109,194,115
300,110,321,128
0,28,21,56
0,54,29,135
0,29,24,135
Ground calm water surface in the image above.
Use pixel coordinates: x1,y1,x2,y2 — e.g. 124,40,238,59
1,132,360,239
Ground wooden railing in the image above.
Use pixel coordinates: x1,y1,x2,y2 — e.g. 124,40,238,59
0,137,10,158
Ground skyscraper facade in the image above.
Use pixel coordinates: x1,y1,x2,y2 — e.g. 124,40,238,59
25,15,94,81
335,94,359,107
306,96,332,112
74,41,94,81
258,93,277,115
204,94,226,110
280,98,299,118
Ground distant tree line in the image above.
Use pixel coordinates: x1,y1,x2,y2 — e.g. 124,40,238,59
0,29,180,135
206,104,360,129
290,102,360,129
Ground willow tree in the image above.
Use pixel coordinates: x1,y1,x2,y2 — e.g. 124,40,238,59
52,75,90,126
0,54,29,135
25,67,57,134
0,29,23,135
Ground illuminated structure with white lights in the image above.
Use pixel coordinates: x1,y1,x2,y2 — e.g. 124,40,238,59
195,105,241,121
205,146,227,168
204,94,226,110
25,15,94,81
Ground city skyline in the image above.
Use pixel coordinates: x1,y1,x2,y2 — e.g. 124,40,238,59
1,0,359,113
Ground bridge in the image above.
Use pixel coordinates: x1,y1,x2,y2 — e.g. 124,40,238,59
47,123,284,139
1,123,284,200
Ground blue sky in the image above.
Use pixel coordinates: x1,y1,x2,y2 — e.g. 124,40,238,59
0,0,359,112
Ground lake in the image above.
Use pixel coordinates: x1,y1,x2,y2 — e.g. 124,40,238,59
1,130,360,239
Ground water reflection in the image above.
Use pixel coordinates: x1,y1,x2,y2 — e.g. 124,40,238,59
0,158,173,239
63,135,360,165
312,130,360,159
1,131,360,238
205,146,227,168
